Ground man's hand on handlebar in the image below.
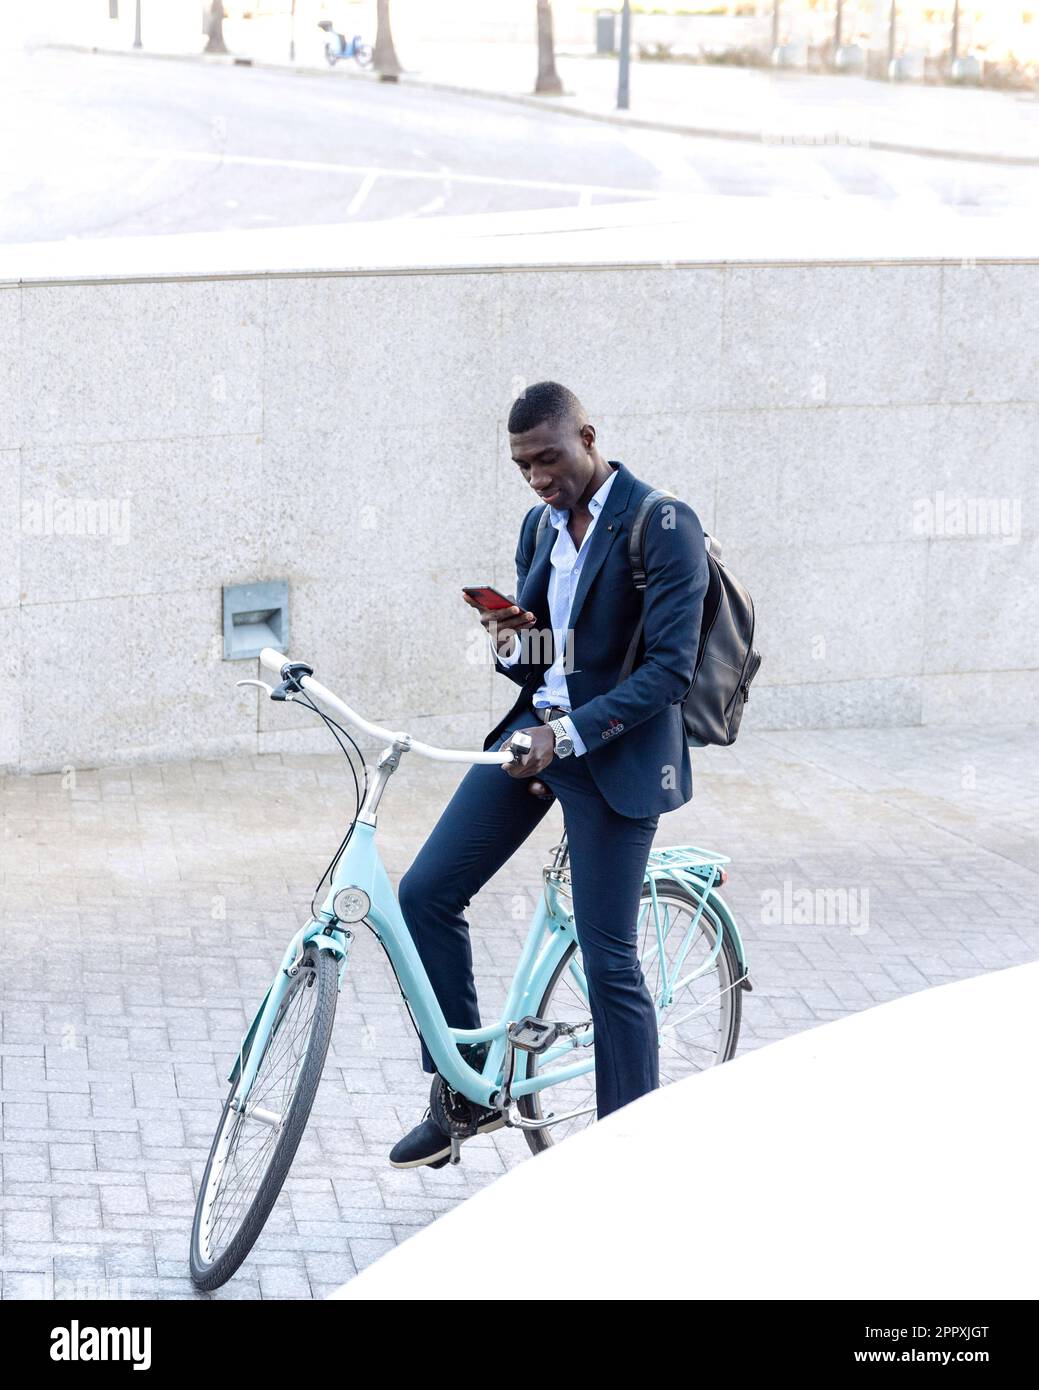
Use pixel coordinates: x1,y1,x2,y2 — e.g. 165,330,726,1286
461,589,536,659
503,724,556,779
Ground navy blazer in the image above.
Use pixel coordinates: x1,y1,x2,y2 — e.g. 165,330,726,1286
484,460,710,819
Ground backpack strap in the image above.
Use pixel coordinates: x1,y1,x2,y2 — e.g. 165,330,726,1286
620,491,719,680
627,489,678,590
520,503,553,572
618,491,675,678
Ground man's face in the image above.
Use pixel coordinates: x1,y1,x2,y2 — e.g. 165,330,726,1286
510,418,594,512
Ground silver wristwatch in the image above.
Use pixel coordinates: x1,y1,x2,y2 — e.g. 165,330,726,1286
548,718,574,758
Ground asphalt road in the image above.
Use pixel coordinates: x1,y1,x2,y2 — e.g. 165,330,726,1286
3,46,1036,244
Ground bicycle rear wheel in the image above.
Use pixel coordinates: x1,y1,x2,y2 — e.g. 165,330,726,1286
518,880,742,1154
189,944,339,1291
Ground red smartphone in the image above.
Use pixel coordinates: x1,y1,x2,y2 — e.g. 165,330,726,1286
462,586,519,612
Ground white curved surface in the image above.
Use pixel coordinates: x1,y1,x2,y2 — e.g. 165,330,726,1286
333,964,1039,1300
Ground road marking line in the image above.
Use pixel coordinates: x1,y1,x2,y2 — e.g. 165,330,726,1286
120,146,659,201
347,171,376,216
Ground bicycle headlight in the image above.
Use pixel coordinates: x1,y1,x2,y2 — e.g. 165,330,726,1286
332,887,371,923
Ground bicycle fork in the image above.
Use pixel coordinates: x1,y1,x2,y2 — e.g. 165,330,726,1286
227,918,352,1114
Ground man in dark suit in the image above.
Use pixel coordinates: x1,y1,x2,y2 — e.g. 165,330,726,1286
391,381,710,1168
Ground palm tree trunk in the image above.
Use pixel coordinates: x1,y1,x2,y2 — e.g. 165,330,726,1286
203,1,228,55
374,0,402,82
535,0,563,95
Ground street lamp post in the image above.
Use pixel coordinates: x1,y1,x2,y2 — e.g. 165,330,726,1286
133,0,142,50
617,0,632,111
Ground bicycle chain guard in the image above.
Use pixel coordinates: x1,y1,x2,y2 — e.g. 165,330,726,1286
429,1040,497,1140
429,1074,484,1139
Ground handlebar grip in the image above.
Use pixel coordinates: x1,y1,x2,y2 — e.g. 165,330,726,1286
505,731,532,762
259,647,288,676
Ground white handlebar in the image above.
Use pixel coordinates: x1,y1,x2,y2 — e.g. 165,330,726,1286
258,648,524,765
259,647,288,677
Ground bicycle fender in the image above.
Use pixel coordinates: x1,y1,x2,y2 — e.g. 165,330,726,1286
703,889,751,986
227,983,274,1087
305,930,349,961
226,928,350,1086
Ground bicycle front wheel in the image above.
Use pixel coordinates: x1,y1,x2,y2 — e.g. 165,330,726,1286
518,880,742,1154
190,945,339,1291
354,43,374,68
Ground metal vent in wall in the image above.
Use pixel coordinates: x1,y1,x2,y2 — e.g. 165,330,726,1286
222,581,289,661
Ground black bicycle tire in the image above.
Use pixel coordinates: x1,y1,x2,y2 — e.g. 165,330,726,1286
189,945,339,1291
518,882,742,1155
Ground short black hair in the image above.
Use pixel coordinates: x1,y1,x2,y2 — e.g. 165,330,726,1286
507,380,585,436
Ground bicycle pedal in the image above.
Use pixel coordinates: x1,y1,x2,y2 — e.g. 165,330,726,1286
507,1016,560,1054
449,1135,463,1165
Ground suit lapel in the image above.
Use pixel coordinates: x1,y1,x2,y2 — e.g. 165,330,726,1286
515,461,638,671
517,517,557,671
565,461,636,633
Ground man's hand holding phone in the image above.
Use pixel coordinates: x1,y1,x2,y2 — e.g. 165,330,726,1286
461,586,537,661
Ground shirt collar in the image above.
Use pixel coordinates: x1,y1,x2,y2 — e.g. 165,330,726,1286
547,465,618,528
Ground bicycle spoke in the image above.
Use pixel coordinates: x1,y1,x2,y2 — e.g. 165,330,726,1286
523,887,737,1149
198,963,323,1267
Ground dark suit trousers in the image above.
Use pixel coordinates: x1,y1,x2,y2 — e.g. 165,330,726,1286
397,698,660,1120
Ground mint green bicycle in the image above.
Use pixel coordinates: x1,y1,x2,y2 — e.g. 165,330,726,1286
189,649,751,1291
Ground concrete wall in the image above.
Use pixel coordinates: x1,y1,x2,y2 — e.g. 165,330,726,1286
1,260,1036,773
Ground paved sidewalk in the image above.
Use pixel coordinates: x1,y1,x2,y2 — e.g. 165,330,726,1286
49,37,1039,165
1,725,1036,1300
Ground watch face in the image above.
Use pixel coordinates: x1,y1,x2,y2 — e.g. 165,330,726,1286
552,723,574,756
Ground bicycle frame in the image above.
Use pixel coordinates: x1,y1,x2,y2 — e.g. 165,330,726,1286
229,812,582,1112
228,651,750,1127
228,767,749,1122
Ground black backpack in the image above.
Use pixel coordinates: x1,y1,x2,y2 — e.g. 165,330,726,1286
531,490,761,747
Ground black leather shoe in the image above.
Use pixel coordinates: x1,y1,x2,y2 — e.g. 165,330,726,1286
388,1106,505,1170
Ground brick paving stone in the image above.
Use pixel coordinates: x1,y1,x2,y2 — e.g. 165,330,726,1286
1,726,1036,1301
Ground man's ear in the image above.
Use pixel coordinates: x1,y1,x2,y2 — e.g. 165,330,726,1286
581,423,596,451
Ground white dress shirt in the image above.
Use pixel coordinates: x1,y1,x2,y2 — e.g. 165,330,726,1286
490,467,619,758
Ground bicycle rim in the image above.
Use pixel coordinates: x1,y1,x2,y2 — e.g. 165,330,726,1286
519,884,741,1152
190,945,338,1290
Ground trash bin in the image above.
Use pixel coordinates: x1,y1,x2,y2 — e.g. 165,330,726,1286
596,10,617,56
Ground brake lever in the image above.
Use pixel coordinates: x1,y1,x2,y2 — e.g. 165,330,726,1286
235,679,295,702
